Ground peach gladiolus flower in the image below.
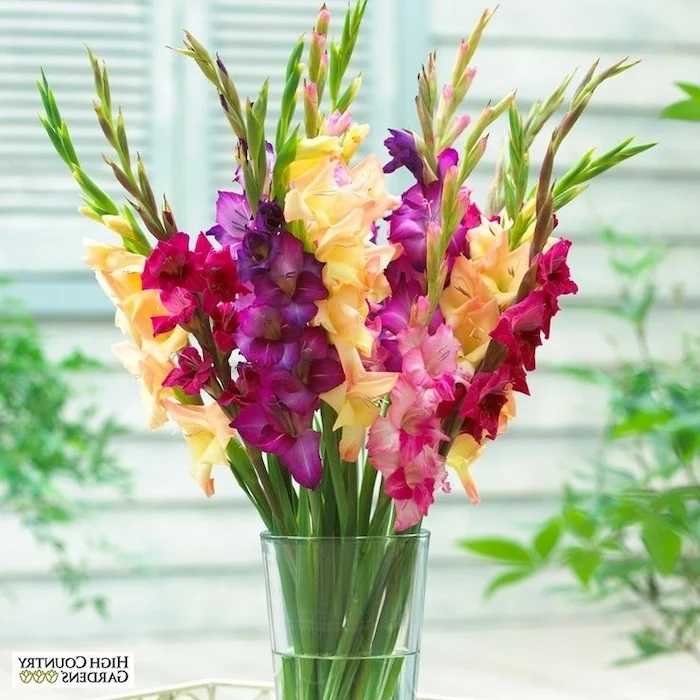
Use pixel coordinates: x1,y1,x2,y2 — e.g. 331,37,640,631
113,342,175,430
441,256,501,363
84,239,188,358
166,401,236,497
475,231,530,307
320,341,398,461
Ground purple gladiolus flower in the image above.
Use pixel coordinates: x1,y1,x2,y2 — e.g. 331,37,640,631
387,149,458,271
237,228,281,283
251,200,285,235
251,233,328,326
233,368,323,488
235,305,302,369
206,191,252,252
384,129,424,182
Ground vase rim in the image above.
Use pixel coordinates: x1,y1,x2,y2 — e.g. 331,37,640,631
260,529,430,542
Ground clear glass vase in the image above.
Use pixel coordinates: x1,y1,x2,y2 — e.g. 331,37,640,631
261,531,430,700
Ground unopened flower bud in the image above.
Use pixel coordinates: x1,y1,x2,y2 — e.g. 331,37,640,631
442,114,472,150
451,39,470,86
102,214,136,240
78,205,102,223
316,4,331,36
309,30,326,83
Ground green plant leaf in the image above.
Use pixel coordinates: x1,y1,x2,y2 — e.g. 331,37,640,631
459,538,533,564
660,99,700,122
533,518,561,560
564,547,601,586
484,568,534,598
609,409,672,438
676,81,700,101
642,518,682,575
563,506,597,541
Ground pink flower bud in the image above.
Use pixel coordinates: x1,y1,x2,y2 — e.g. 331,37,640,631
327,109,353,136
305,81,318,102
312,30,326,51
442,84,454,100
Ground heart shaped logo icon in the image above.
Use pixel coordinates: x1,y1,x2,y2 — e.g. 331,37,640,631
19,670,32,684
32,670,46,683
46,669,59,684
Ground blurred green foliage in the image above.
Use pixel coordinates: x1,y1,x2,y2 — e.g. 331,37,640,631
0,282,128,615
661,82,700,122
461,229,700,665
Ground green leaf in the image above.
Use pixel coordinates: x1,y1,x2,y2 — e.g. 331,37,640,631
565,547,601,586
660,99,700,122
563,506,597,540
609,409,673,438
484,568,534,598
533,518,561,560
676,81,700,101
459,538,533,564
642,518,681,575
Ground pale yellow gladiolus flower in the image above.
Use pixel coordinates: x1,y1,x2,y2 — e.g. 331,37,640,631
446,433,484,504
166,401,236,498
314,285,374,357
320,341,398,461
112,341,175,430
341,123,370,162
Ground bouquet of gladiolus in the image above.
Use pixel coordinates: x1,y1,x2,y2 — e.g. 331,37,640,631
39,2,652,698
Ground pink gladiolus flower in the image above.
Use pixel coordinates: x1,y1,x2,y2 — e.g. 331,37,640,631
369,379,448,462
397,323,461,401
374,447,448,532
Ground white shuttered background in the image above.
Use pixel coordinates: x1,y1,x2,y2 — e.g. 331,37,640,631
1,0,699,696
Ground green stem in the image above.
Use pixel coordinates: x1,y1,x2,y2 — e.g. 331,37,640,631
358,457,377,535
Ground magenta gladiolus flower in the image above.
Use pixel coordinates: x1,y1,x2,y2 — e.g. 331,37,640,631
164,346,215,395
202,247,249,306
537,238,579,298
151,286,199,334
459,366,512,441
142,231,208,293
210,301,239,354
490,290,552,371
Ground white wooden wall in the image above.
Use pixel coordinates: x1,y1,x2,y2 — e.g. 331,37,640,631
1,0,699,644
